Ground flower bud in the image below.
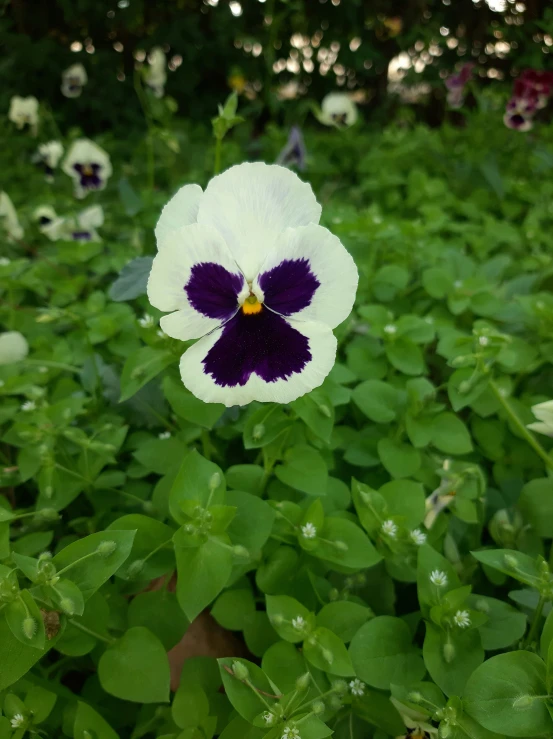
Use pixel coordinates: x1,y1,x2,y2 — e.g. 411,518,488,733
513,694,534,710
322,648,334,664
443,642,455,663
209,472,221,490
272,613,284,626
233,545,249,560
318,404,331,418
439,722,452,739
127,560,145,579
252,424,265,441
332,680,348,694
60,598,75,615
22,617,37,640
312,700,325,715
232,661,249,681
295,672,311,691
96,540,117,557
333,540,348,553
407,692,423,704
504,554,518,568
37,507,58,522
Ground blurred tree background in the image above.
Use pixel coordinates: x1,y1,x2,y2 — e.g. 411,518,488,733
1,0,552,133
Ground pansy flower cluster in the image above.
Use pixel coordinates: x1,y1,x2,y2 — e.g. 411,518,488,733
504,69,553,132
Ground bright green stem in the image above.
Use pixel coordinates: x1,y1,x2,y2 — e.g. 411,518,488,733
524,594,546,648
70,619,115,645
22,359,81,374
214,137,222,175
490,380,553,469
56,550,100,577
244,679,274,712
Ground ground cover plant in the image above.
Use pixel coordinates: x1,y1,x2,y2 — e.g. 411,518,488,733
2,4,553,737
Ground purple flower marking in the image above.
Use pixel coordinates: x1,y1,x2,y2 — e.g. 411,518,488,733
183,258,320,387
73,162,102,190
276,126,307,171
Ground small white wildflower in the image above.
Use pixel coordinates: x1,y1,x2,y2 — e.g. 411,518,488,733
156,328,167,339
292,615,306,631
262,711,275,725
301,522,317,539
381,519,398,538
138,313,155,329
10,714,25,729
383,324,397,335
429,570,448,587
282,727,301,739
158,431,171,440
453,610,471,628
21,400,36,412
410,528,427,546
478,336,489,347
349,678,365,697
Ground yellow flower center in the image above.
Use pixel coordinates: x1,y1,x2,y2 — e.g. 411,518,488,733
242,294,263,315
82,164,94,176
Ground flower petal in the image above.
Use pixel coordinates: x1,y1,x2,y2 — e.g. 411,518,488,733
197,162,322,281
179,312,337,406
148,223,246,340
254,223,358,329
155,184,203,245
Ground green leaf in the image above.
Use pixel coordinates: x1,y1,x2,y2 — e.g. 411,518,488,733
303,626,355,676
169,450,226,523
172,681,210,729
316,602,372,643
243,405,292,449
463,652,553,737
266,594,314,643
353,688,406,736
349,616,425,689
174,534,233,621
386,338,424,375
471,549,543,587
117,177,143,217
423,622,484,697
6,590,45,649
98,626,170,703
212,589,256,632
377,438,421,479
119,347,174,402
218,658,279,722
430,413,473,455
52,530,136,601
226,490,276,552
108,514,175,581
352,380,403,423
0,612,63,691
468,595,526,651
290,390,335,442
518,478,553,538
275,445,328,496
316,517,381,570
128,590,189,651
379,480,426,528
73,701,120,739
109,256,153,302
163,376,224,429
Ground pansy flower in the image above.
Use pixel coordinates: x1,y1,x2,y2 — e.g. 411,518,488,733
503,95,537,132
8,96,39,135
70,205,104,242
33,140,64,181
445,62,474,109
62,139,112,199
0,192,24,241
61,63,88,98
34,204,104,242
33,205,59,236
144,47,167,98
319,93,358,128
147,162,358,406
516,70,553,109
276,126,307,171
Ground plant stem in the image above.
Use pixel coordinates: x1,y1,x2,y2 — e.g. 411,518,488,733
22,359,81,374
70,619,115,645
490,380,553,469
214,137,222,175
524,594,546,648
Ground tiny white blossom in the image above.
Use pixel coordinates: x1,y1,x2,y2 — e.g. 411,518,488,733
381,519,398,538
158,431,171,440
301,522,317,539
292,615,306,631
262,712,275,725
138,313,155,329
429,570,448,587
478,336,489,347
410,529,427,546
156,328,167,339
383,324,397,335
453,610,471,628
349,678,365,697
10,714,25,729
282,727,301,739
21,400,36,412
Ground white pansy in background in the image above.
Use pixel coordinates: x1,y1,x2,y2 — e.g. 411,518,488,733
33,205,62,240
8,95,39,134
144,47,167,98
62,139,112,199
70,205,104,242
318,92,358,128
34,204,104,243
61,63,88,98
147,162,358,406
391,698,438,739
0,192,24,241
34,141,64,181
527,400,553,438
0,332,29,365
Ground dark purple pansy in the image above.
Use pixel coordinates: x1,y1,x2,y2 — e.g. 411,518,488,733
258,258,320,316
73,163,102,190
203,309,311,387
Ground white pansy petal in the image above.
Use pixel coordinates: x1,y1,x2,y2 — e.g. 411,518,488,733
179,316,337,406
0,332,29,365
154,184,203,245
147,223,246,340
197,162,322,281
320,93,358,127
254,223,358,329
